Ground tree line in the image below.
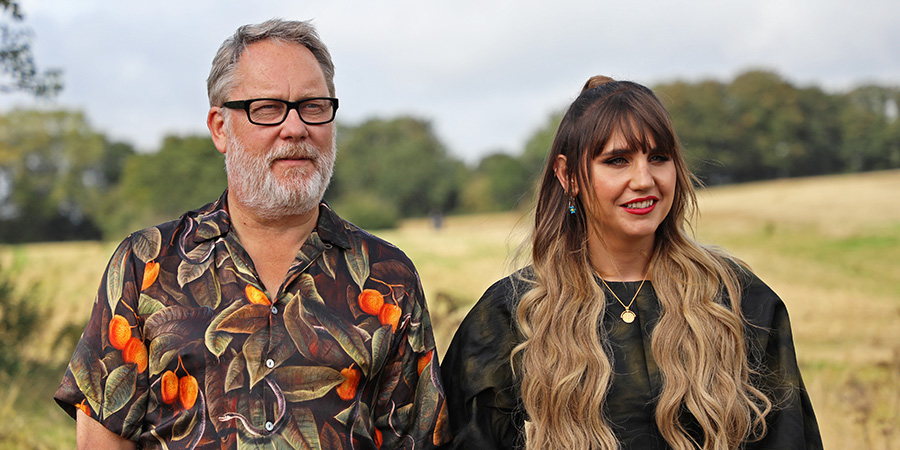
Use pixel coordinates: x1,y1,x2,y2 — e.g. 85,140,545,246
1,69,898,242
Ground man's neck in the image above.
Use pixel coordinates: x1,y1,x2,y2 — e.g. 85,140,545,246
227,192,319,298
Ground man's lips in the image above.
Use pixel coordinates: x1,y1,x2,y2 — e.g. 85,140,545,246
621,196,658,215
271,155,314,167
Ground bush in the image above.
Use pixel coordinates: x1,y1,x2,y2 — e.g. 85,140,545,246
0,264,42,375
331,193,400,230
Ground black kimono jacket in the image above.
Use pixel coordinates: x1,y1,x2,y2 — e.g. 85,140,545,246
441,267,822,449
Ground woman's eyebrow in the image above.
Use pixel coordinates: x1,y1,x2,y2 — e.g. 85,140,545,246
601,147,636,156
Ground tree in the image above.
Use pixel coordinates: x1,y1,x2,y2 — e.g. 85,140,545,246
461,152,531,212
107,135,225,238
839,85,900,171
656,79,733,183
658,70,853,183
329,117,464,223
0,0,62,98
520,110,563,179
0,109,124,242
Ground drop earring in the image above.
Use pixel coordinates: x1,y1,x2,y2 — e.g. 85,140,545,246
568,196,576,214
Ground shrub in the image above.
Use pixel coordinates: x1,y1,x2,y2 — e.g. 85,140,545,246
332,193,400,230
0,264,42,375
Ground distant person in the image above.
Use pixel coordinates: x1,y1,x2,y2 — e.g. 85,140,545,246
441,76,822,449
55,19,450,449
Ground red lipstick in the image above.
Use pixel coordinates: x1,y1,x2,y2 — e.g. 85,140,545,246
622,196,658,215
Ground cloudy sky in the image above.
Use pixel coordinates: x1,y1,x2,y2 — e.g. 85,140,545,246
3,0,898,162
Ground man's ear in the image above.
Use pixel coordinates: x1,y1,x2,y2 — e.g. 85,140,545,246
207,108,228,155
554,155,578,196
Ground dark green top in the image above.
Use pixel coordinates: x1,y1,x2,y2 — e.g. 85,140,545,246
441,268,822,449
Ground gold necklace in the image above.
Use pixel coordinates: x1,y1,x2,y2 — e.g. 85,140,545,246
596,263,652,324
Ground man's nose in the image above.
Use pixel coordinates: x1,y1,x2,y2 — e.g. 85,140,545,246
279,107,310,140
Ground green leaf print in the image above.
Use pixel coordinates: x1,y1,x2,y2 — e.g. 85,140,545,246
148,333,184,377
412,365,442,440
272,366,344,403
242,326,293,389
122,390,148,440
172,398,200,441
103,364,137,418
195,218,223,241
131,227,162,263
371,326,392,375
224,240,258,284
144,305,215,341
320,423,342,450
283,292,318,360
343,235,369,291
137,293,165,317
319,250,338,280
177,242,214,287
282,408,321,450
70,339,103,415
205,300,242,357
216,303,271,335
302,280,370,375
106,240,130,313
225,352,247,393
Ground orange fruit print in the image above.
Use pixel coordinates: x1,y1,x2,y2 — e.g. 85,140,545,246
142,260,160,291
245,284,271,305
418,350,433,376
358,289,385,315
161,370,179,404
122,337,148,373
108,315,132,350
378,303,402,332
179,375,199,409
336,367,360,400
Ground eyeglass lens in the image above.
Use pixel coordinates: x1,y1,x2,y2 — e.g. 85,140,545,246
248,99,335,125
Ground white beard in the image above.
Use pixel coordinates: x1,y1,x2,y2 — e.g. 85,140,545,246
224,130,336,221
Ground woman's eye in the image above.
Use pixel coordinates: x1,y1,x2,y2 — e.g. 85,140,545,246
650,154,671,163
603,157,628,166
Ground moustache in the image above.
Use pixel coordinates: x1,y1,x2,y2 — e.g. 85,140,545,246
266,143,319,165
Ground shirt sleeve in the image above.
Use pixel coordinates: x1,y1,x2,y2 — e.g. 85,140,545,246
741,275,824,450
54,236,151,441
372,258,453,449
440,277,527,449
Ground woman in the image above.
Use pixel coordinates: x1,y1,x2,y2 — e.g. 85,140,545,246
440,76,822,449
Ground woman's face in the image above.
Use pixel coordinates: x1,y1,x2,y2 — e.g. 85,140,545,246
563,129,677,247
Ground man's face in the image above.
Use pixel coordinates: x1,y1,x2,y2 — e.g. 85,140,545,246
216,39,336,219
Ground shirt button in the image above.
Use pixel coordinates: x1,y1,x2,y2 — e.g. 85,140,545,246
265,421,274,432
266,359,275,368
271,305,278,314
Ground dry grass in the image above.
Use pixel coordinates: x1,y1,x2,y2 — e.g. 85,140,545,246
1,169,898,448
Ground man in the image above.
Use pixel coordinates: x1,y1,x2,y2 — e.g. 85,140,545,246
55,19,450,449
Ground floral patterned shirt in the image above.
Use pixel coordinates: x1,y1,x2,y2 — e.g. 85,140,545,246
55,193,450,449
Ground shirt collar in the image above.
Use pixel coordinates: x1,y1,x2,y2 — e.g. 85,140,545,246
188,191,351,250
314,202,352,250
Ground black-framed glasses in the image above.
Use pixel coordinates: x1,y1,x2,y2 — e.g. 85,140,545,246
222,97,339,126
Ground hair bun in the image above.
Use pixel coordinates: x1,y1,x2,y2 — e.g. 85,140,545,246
581,75,616,93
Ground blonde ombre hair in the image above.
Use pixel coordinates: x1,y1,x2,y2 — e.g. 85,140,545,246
512,76,772,449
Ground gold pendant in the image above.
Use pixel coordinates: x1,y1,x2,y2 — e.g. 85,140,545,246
621,309,636,324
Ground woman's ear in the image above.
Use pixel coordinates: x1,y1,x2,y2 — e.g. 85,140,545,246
554,155,578,196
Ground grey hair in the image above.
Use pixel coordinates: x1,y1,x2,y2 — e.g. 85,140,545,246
207,18,335,107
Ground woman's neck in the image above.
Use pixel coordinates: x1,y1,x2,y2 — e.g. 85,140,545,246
588,234,654,281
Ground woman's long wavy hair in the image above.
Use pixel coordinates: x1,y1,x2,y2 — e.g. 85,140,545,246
512,76,772,449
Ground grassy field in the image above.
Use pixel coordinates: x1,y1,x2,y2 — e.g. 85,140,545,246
1,169,898,449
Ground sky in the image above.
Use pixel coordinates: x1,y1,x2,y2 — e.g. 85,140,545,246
2,0,899,163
